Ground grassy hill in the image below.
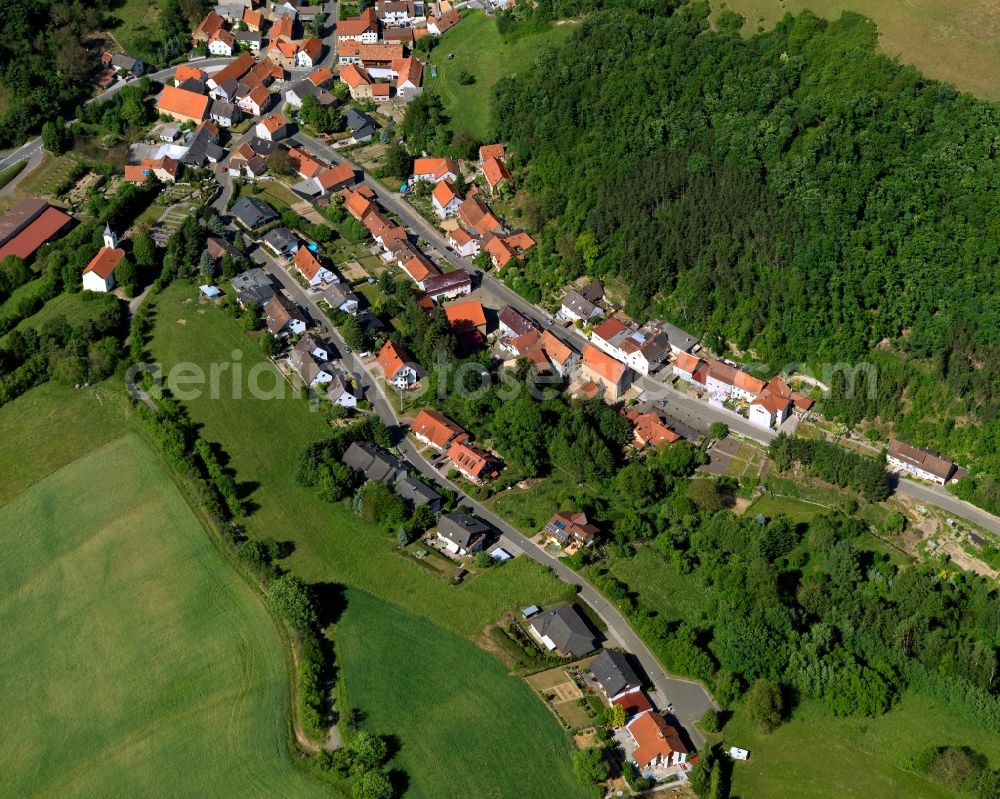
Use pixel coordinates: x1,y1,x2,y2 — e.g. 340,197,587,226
713,0,1000,99
147,282,589,798
0,432,328,797
425,10,575,141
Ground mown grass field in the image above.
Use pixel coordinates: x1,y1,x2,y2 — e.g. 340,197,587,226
0,433,328,798
744,493,828,524
148,283,587,797
724,692,1000,799
426,11,576,140
335,589,587,799
713,0,1000,99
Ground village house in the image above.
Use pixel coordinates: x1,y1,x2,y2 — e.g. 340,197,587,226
558,289,602,323
338,8,380,43
327,374,359,409
208,28,236,56
255,112,291,141
192,10,225,43
581,343,635,401
294,163,357,198
435,511,489,556
447,228,478,258
481,156,512,194
394,476,441,510
344,107,377,141
231,268,276,307
498,305,539,339
426,8,460,35
627,711,688,772
341,441,407,484
447,439,499,484
262,227,298,257
288,334,335,387
458,196,503,238
590,318,670,376
264,293,307,336
293,247,336,287
124,156,179,184
206,52,255,89
504,330,577,377
612,688,655,722
444,298,487,336
102,52,145,77
81,226,124,293
590,649,642,701
422,269,472,303
238,85,272,117
393,56,423,100
156,85,209,124
243,6,264,30
887,439,957,485
411,157,460,185
210,99,241,128
321,282,360,315
542,511,599,550
270,12,297,42
285,78,338,110
432,179,461,218
483,231,535,270
528,604,595,659
411,408,467,451
623,407,681,448
479,143,505,164
234,30,262,52
232,197,278,230
376,0,420,26
376,340,421,389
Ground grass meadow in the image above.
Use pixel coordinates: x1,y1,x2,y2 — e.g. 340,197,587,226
724,691,1000,799
0,433,328,798
148,283,587,797
714,0,1000,100
335,589,588,799
425,11,576,141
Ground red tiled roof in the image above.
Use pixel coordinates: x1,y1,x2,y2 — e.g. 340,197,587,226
482,156,511,188
210,52,255,85
338,8,379,35
243,8,264,28
294,247,325,281
392,56,422,86
270,13,296,41
673,351,702,374
259,112,287,134
82,247,125,279
316,162,355,190
479,143,505,162
413,157,459,181
308,66,334,86
611,688,654,719
593,317,627,343
157,86,209,120
432,179,459,208
628,711,686,769
344,189,374,220
300,37,323,61
377,340,410,381
583,343,627,384
0,205,72,261
339,63,371,88
194,10,224,40
447,440,494,480
412,408,466,449
289,147,324,178
357,43,404,63
175,64,207,83
485,235,515,268
444,298,486,331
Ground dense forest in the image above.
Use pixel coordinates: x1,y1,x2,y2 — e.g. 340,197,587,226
489,3,1000,498
0,0,207,145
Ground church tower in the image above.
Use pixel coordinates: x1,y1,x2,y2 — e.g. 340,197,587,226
103,223,118,249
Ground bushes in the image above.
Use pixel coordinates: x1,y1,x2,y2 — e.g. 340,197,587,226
768,434,889,502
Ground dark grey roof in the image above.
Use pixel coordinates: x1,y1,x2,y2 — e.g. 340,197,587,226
111,53,141,71
341,441,406,484
211,99,237,119
214,78,240,99
250,137,280,156
394,476,440,508
232,197,278,229
288,79,320,99
422,269,471,296
590,649,641,698
344,108,376,139
322,282,358,308
326,374,354,403
437,512,489,550
177,77,206,94
529,603,594,658
234,31,261,43
638,331,670,363
262,227,296,251
579,280,604,303
204,143,226,163
654,320,699,353
230,268,274,306
561,289,599,319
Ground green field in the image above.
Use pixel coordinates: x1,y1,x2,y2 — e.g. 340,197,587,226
148,283,587,797
1,291,122,345
586,546,710,623
0,433,328,798
109,0,163,54
714,0,1000,100
744,494,829,524
725,692,1000,799
335,589,587,799
426,11,576,140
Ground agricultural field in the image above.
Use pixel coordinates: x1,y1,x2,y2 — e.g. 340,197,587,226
713,0,1000,100
147,282,589,796
425,11,576,140
335,589,589,799
724,692,1000,799
0,428,328,797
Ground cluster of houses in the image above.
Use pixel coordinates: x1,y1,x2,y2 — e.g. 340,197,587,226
416,148,536,270
193,4,322,61
588,649,689,776
673,353,814,430
409,407,502,484
336,7,425,102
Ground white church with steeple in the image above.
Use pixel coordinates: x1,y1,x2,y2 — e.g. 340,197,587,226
82,224,125,293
